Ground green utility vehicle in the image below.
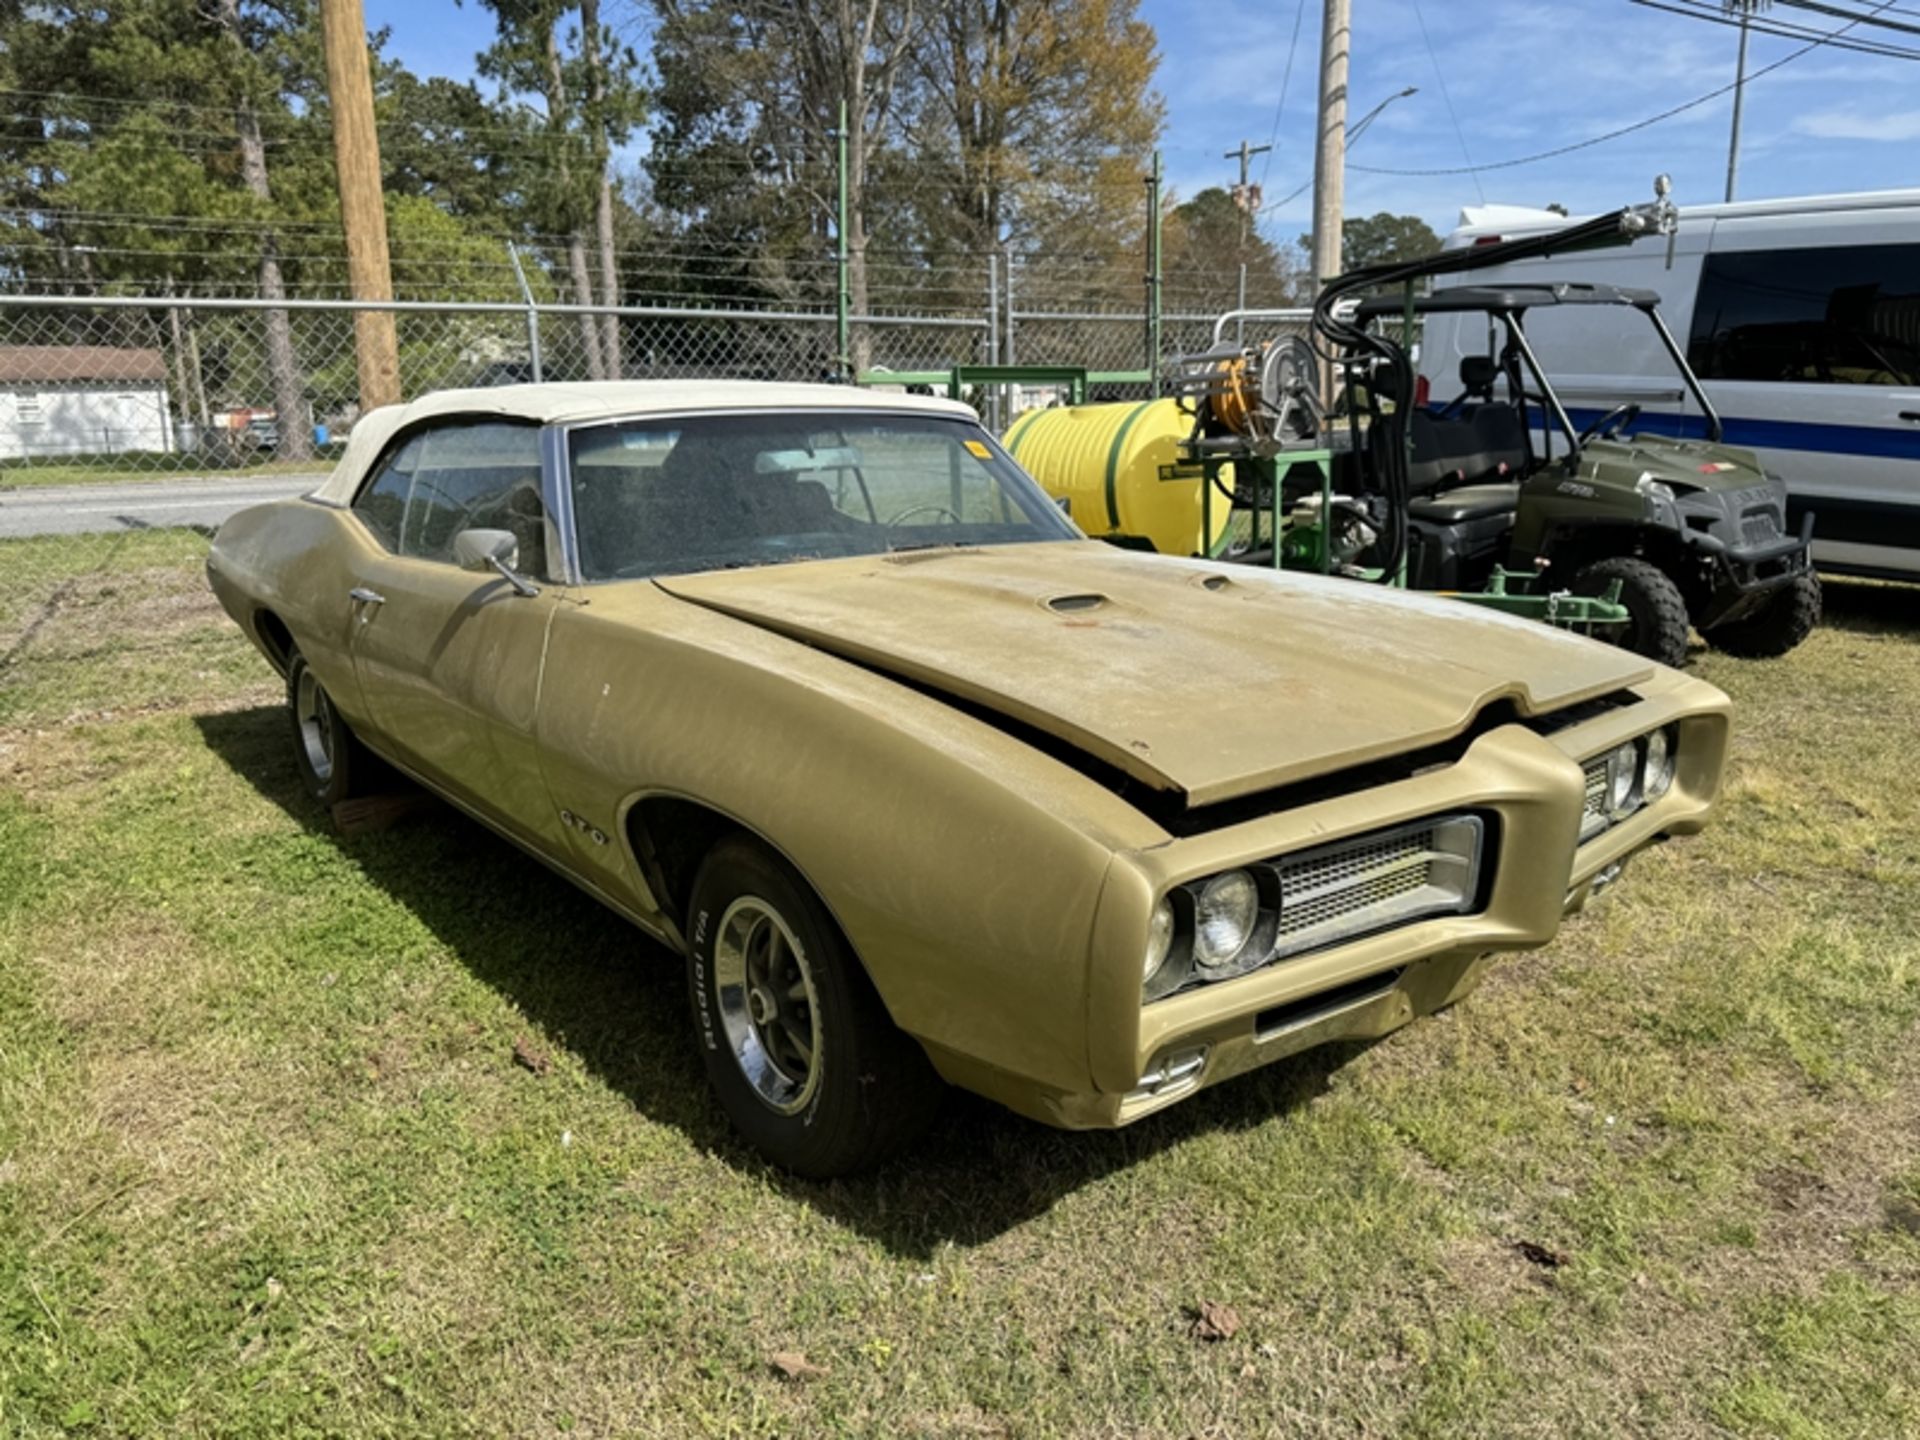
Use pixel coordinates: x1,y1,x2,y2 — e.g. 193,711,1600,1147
1351,282,1820,666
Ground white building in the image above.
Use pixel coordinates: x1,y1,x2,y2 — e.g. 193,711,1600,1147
0,345,175,461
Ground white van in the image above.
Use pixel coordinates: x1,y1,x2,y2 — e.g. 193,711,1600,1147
1426,189,1920,579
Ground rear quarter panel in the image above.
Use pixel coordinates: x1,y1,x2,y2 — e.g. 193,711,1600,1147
207,498,375,726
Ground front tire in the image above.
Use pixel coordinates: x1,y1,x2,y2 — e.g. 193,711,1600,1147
1571,557,1692,668
285,648,379,808
1704,572,1821,658
686,836,942,1177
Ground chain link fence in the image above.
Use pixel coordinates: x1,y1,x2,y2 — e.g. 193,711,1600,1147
0,291,1339,491
0,295,1007,487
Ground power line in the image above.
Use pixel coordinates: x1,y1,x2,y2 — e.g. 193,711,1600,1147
1627,0,1920,58
1255,0,1307,197
1408,0,1484,204
1351,0,1909,177
1776,0,1920,37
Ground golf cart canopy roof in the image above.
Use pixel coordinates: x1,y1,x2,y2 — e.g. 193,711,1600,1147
1354,282,1663,319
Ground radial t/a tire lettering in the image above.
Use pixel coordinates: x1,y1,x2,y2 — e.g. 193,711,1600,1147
685,835,942,1178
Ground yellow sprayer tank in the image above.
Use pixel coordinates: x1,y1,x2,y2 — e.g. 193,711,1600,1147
1003,399,1233,557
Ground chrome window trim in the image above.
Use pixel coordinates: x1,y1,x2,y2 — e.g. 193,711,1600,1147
330,412,552,576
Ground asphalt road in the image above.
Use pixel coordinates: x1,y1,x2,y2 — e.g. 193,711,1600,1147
0,474,324,539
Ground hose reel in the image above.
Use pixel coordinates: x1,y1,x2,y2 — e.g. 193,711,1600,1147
1166,334,1325,455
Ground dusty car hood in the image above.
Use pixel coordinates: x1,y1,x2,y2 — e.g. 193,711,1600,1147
654,541,1653,807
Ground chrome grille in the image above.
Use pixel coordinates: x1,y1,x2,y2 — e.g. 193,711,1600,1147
1582,758,1610,840
1267,815,1485,962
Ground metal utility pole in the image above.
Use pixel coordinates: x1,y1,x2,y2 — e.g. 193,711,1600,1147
320,0,401,411
1309,0,1351,293
1723,0,1770,203
1145,151,1163,395
835,99,851,381
1226,138,1272,327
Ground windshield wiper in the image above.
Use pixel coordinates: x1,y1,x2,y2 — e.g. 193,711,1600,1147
886,539,978,555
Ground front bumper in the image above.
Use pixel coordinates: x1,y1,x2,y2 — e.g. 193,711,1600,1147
930,668,1731,1129
1675,483,1815,621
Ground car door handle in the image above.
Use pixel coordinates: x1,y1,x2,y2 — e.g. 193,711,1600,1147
1899,411,1920,424
348,586,386,606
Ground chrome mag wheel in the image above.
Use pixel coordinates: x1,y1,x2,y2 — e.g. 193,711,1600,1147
294,665,336,785
712,896,822,1115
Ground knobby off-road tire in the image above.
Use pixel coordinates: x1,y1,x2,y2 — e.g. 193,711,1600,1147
1704,572,1822,658
1572,557,1692,669
686,835,943,1178
285,648,381,808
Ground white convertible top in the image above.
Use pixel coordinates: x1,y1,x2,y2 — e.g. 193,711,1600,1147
309,379,978,504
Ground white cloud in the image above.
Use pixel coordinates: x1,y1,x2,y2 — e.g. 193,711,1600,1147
1796,109,1920,142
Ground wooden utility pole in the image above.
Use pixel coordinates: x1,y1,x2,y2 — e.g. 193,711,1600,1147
320,0,401,411
1226,138,1272,326
1308,0,1351,294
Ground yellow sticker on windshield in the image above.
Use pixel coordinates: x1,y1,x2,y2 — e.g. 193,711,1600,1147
964,439,992,459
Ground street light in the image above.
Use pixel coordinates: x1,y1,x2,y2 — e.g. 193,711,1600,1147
1346,85,1420,148
1265,87,1419,215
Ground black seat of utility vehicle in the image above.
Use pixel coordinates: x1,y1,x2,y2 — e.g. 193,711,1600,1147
1406,411,1483,495
1407,482,1520,524
1405,356,1531,495
1468,403,1527,476
1406,405,1528,496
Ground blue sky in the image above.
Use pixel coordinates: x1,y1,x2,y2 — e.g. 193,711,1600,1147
367,0,1920,240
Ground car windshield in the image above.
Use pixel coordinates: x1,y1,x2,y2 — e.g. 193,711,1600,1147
566,410,1079,580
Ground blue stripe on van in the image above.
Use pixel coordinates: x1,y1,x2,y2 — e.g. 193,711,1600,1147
1561,405,1920,462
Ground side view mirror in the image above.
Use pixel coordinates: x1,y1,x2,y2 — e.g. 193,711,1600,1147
453,528,540,597
454,527,518,572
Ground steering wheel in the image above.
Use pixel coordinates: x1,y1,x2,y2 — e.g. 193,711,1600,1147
885,502,962,527
1579,402,1641,444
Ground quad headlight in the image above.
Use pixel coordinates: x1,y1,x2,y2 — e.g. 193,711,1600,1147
1193,870,1259,973
1144,898,1176,985
1643,726,1676,801
1606,740,1639,816
1584,725,1681,837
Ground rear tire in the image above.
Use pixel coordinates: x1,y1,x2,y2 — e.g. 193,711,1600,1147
1571,557,1692,668
686,835,942,1178
285,648,380,808
1704,573,1821,658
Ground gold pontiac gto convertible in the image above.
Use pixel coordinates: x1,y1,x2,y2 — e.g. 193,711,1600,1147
208,381,1732,1176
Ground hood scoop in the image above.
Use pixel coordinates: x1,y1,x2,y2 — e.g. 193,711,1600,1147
1046,592,1110,614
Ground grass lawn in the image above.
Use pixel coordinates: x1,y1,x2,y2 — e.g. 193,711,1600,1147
2,529,1917,1438
0,455,335,492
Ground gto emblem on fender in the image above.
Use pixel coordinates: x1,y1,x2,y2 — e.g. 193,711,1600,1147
1557,480,1596,499
558,809,609,846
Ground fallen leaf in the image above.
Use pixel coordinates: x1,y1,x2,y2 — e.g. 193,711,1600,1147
1190,1299,1241,1342
1512,1239,1570,1269
0,1158,17,1186
770,1350,829,1381
512,1036,551,1076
